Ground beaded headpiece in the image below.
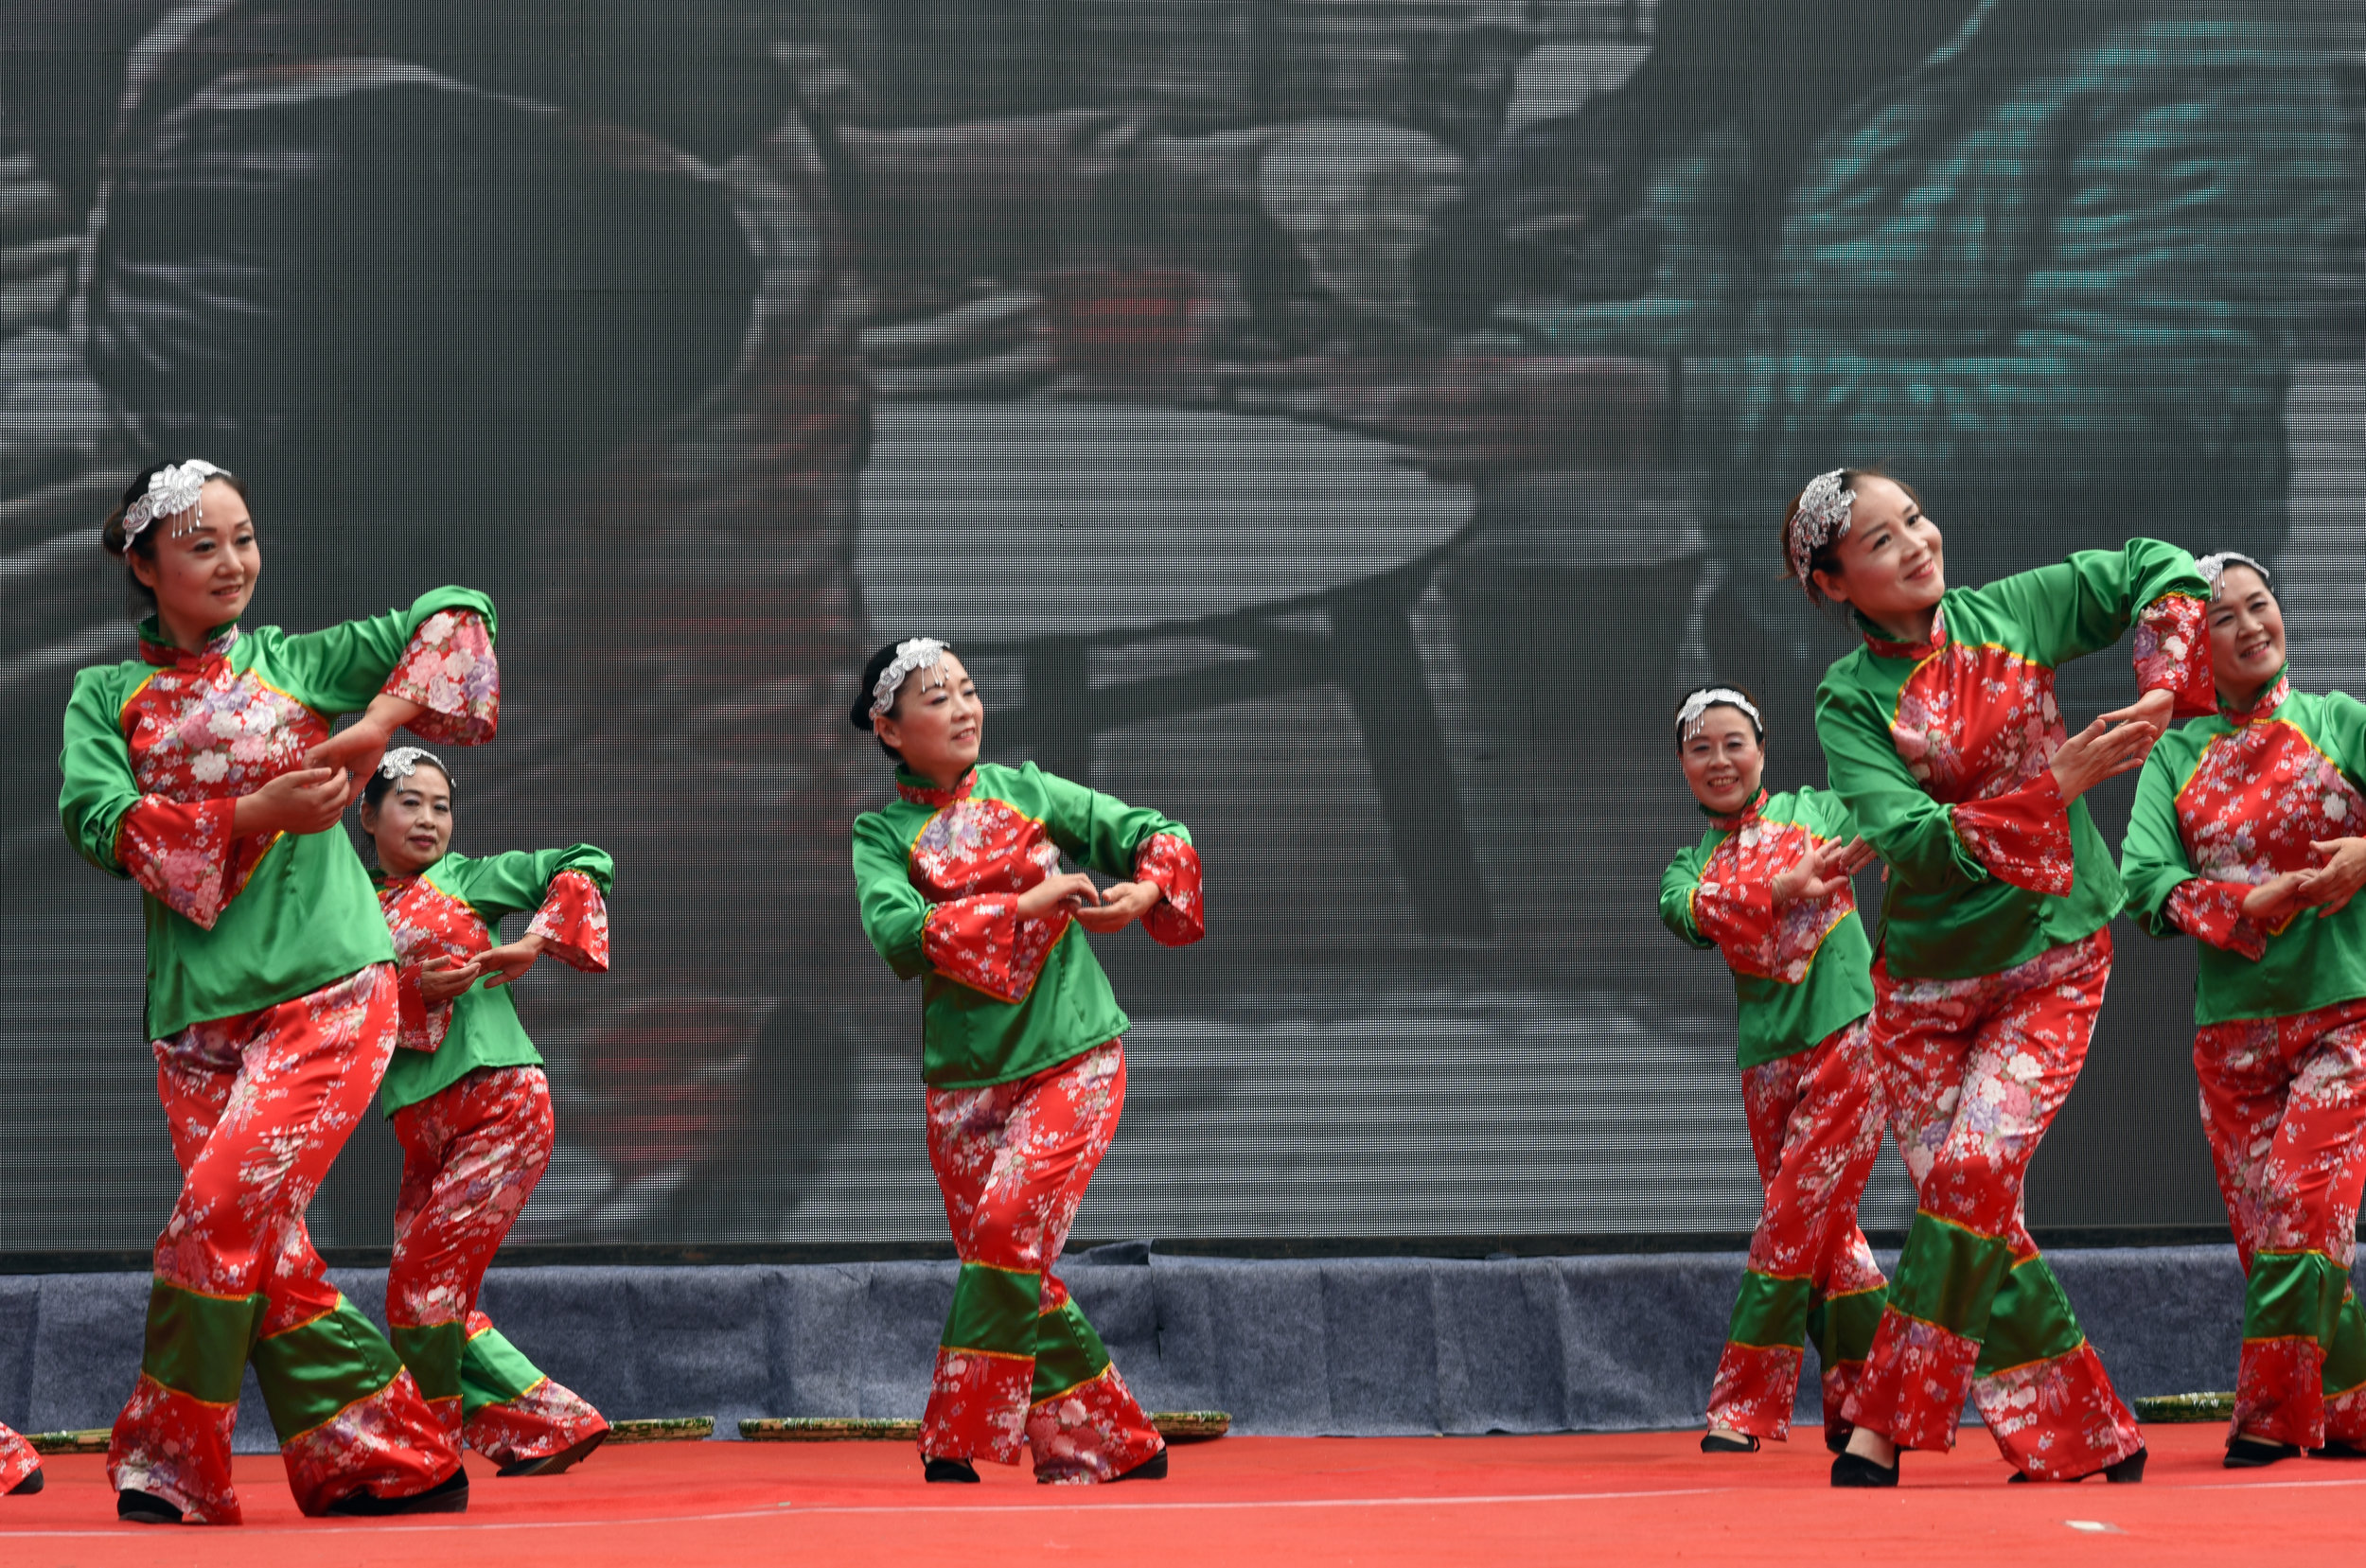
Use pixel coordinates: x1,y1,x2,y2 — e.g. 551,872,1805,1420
1785,468,1853,590
1676,686,1763,741
2195,551,2271,601
377,746,451,785
120,460,226,550
868,637,949,721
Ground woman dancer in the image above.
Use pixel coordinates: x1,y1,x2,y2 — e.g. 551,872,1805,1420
1660,685,1888,1454
1792,467,2215,1487
60,461,498,1524
849,638,1203,1485
2121,555,2366,1467
362,747,613,1476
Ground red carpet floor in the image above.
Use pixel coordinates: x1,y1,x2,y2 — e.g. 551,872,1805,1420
1,1425,2353,1566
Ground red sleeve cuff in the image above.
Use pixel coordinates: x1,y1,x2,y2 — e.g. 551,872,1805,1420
393,964,454,1053
527,870,610,973
1691,875,1778,973
2166,878,2271,960
115,795,242,928
1951,771,2076,896
384,608,500,746
922,894,1065,1004
2133,592,2215,718
1133,834,1205,948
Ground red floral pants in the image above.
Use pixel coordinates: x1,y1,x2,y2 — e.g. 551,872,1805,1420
922,1041,1163,1483
1844,931,2144,1478
0,1424,36,1494
1710,1018,1889,1445
112,965,458,1524
389,1066,608,1467
2195,997,2366,1450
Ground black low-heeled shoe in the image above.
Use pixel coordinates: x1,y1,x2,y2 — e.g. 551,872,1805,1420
924,1456,980,1483
8,1468,43,1497
2310,1437,2366,1459
326,1468,470,1516
115,1488,182,1524
1114,1449,1168,1481
498,1429,608,1478
2225,1435,2302,1470
1830,1451,1898,1488
1700,1432,1759,1453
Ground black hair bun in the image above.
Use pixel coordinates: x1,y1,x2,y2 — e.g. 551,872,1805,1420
851,641,905,731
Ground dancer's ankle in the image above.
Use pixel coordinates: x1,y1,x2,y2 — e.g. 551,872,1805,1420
1845,1428,1897,1467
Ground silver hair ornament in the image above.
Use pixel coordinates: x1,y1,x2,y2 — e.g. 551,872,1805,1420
1677,687,1763,740
120,460,226,548
1786,468,1854,590
869,637,949,720
377,746,450,784
2196,551,2270,601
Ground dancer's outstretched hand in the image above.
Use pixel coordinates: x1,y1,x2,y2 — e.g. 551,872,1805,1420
1015,872,1102,923
1074,880,1162,933
417,955,483,1002
1771,837,1877,905
2300,837,2366,918
2050,705,2163,803
478,935,546,988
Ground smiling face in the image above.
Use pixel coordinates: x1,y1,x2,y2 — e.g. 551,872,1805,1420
130,478,259,648
2206,563,2285,710
873,651,982,785
1811,475,1945,640
1679,705,1766,816
362,764,454,877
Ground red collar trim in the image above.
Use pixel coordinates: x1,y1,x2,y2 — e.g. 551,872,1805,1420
1861,604,1947,661
1707,787,1768,833
2225,673,2291,728
138,623,240,671
896,768,977,808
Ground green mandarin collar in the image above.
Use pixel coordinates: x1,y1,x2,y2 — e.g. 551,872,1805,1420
2220,665,2292,727
1703,786,1768,832
1856,603,1946,661
895,766,978,808
137,616,241,668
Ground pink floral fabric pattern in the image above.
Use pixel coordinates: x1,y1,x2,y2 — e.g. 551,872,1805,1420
112,965,456,1522
1692,795,1855,983
1708,1018,1887,1444
922,1041,1160,1479
115,795,242,928
1132,833,1205,948
2165,878,2270,960
0,1423,37,1494
526,870,610,972
2131,591,2216,716
2194,998,2366,1449
389,1065,607,1463
1879,610,2076,895
377,872,493,1053
907,773,1074,1004
2174,687,2364,928
1845,931,2144,1475
382,608,499,745
117,627,328,927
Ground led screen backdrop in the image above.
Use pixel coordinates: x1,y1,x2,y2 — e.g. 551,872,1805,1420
3,0,2362,1254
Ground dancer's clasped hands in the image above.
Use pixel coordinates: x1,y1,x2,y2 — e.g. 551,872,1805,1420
1013,871,1162,933
2242,837,2366,925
